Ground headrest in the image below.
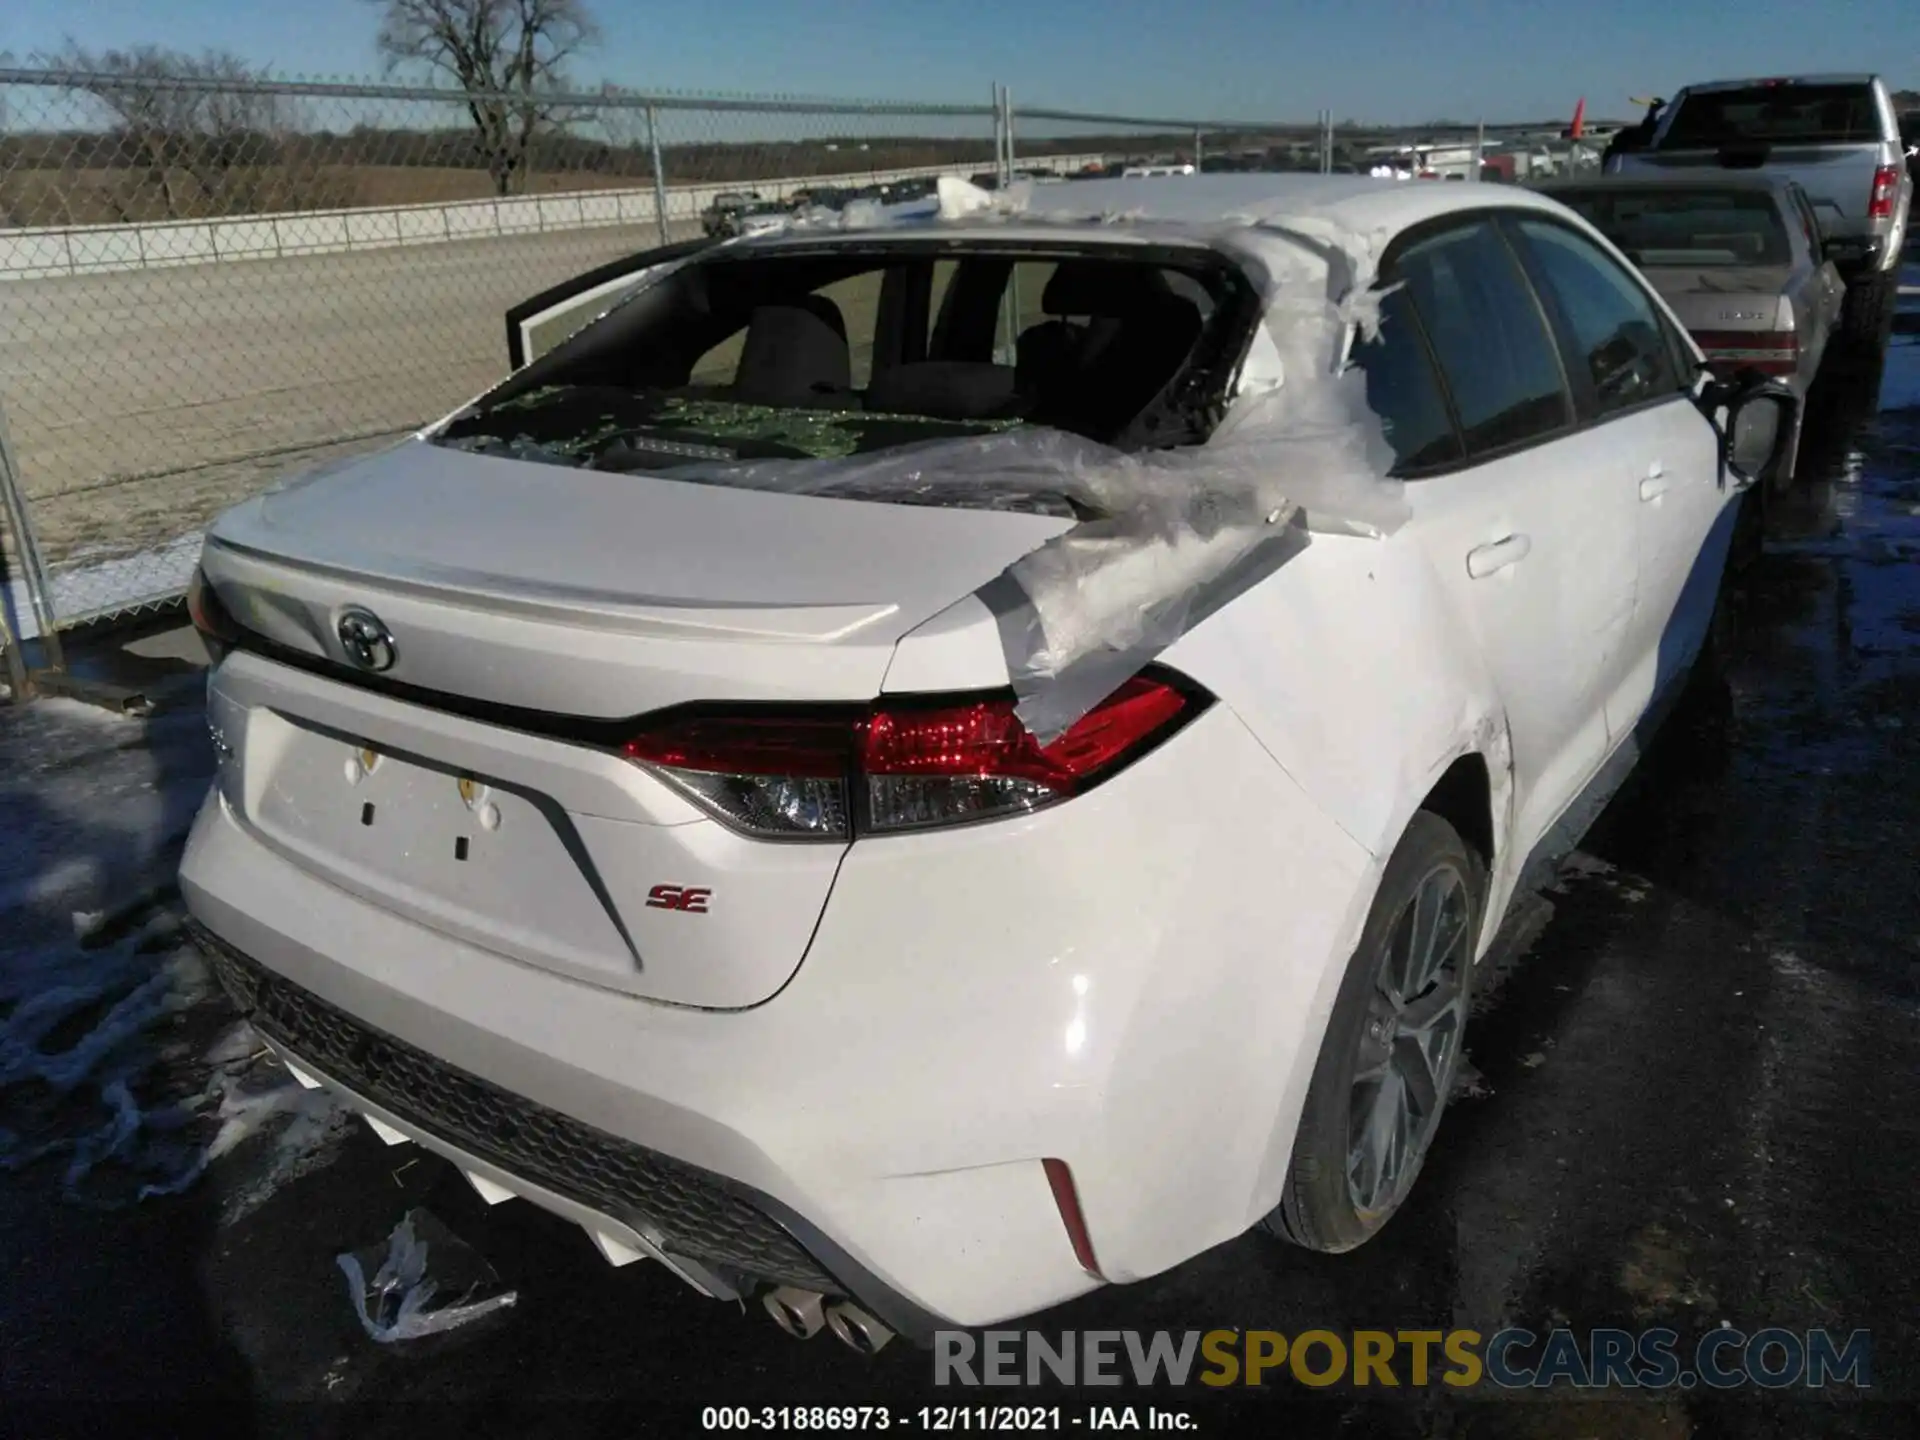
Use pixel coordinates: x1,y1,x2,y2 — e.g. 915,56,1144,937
1042,261,1174,317
732,298,852,407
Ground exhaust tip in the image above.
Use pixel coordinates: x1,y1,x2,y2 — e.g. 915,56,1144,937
824,1300,894,1355
763,1286,827,1339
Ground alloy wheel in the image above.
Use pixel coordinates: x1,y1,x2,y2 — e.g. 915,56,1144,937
1345,861,1471,1217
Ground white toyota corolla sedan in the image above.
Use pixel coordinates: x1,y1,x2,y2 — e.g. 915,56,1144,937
179,175,1791,1350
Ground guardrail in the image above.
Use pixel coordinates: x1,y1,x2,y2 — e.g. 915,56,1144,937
0,155,1110,281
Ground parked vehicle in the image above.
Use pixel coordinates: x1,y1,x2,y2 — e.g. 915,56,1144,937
1610,75,1914,358
883,177,939,203
733,204,792,239
1534,172,1841,484
699,191,765,239
179,177,1792,1345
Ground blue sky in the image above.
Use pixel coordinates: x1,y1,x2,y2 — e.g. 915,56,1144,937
3,0,1914,125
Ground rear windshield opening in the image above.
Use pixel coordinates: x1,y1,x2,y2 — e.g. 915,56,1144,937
436,245,1250,482
1552,188,1791,267
1659,84,1883,147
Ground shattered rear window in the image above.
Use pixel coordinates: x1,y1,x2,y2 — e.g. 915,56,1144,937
437,244,1251,486
438,386,1021,469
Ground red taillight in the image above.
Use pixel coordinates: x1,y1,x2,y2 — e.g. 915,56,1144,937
1869,164,1898,220
185,566,239,655
624,713,855,840
622,674,1200,840
1043,1158,1104,1280
624,714,851,779
1691,328,1798,377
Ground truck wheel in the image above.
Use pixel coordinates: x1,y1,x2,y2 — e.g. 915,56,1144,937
1262,811,1484,1253
1837,270,1898,362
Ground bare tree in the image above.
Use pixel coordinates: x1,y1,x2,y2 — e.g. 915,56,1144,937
37,43,286,219
367,0,599,195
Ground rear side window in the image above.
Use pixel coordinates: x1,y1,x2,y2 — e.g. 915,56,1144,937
1660,84,1883,147
1786,186,1822,250
1389,221,1571,457
1512,219,1680,416
1349,285,1462,472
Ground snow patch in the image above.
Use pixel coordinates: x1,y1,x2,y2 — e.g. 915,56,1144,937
3,532,204,642
0,921,347,1210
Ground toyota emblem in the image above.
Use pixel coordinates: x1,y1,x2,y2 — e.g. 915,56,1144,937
337,607,396,672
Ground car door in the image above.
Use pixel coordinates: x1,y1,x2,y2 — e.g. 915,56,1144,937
502,236,716,370
1787,183,1845,374
1359,217,1639,865
1504,213,1728,735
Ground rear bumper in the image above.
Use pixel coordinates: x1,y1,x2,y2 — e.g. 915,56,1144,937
179,698,1378,1329
188,920,945,1340
1826,234,1889,275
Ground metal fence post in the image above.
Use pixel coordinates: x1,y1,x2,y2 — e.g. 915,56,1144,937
1194,127,1203,172
1006,85,1021,366
646,104,670,246
0,395,63,674
1003,86,1017,177
993,84,1009,184
1475,118,1485,180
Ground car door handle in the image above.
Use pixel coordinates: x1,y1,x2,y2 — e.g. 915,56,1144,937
1466,533,1531,579
1639,463,1671,501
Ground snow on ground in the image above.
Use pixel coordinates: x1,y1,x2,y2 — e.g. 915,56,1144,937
0,678,351,1216
3,532,203,642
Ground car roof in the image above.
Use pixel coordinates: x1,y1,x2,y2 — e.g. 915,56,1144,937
754,173,1579,251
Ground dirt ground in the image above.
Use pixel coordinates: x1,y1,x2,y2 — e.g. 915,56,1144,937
0,221,701,585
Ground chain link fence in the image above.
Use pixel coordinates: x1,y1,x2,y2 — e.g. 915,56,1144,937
0,64,1610,663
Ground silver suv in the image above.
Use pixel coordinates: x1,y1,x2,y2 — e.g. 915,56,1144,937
1610,74,1913,358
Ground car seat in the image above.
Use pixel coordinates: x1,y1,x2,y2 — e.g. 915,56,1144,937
732,296,855,408
1016,262,1203,437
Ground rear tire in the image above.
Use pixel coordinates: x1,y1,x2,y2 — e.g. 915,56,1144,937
1837,270,1898,364
1263,811,1485,1253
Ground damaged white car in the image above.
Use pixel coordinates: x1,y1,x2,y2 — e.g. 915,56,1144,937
179,175,1793,1348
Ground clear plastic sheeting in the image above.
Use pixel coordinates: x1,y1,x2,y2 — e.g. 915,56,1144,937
337,1207,519,1344
674,208,1409,741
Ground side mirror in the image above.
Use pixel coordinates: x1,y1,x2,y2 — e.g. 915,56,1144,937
1702,373,1797,488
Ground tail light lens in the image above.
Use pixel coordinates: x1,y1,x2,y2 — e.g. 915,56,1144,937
1691,329,1798,377
185,566,239,659
1869,164,1898,220
623,673,1203,841
622,713,853,839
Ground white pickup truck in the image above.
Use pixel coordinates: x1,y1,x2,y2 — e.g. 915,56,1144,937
1610,74,1913,359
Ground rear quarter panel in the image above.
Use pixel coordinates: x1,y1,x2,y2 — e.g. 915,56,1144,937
1161,527,1515,938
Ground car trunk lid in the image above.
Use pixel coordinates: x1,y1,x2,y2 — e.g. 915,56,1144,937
1640,267,1799,376
201,438,1071,1008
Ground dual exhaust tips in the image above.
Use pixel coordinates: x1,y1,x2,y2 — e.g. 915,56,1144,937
763,1286,894,1354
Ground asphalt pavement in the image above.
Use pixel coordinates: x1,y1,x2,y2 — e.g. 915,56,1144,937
3,327,1920,1437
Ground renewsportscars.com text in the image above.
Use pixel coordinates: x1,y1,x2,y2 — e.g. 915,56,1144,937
933,1327,1871,1390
